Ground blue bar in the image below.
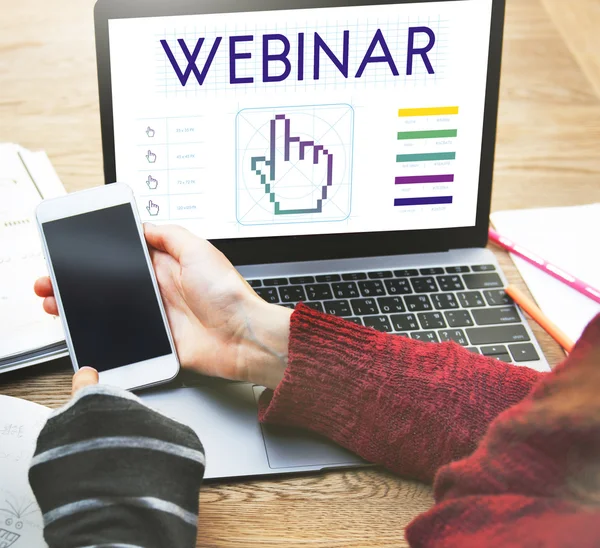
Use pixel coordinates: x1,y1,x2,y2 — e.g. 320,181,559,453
394,196,453,206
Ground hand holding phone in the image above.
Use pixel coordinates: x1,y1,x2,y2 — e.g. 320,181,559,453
36,188,292,390
36,183,180,390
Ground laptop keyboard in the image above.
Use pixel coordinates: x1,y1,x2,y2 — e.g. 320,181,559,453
247,264,541,365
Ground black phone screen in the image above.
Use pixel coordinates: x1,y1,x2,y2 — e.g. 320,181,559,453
42,203,172,372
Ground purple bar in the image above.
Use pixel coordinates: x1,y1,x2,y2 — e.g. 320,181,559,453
395,196,453,206
395,174,454,185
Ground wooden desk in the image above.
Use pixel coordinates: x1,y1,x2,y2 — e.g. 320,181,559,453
1,0,600,545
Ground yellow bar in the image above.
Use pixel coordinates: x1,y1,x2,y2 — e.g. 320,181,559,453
398,106,459,117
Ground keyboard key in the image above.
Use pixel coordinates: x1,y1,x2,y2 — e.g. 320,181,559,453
439,329,468,346
332,282,359,299
247,279,262,287
324,300,352,317
316,274,341,283
463,273,503,289
368,270,393,279
472,306,520,326
342,272,367,281
350,298,379,316
279,285,307,303
457,291,486,308
255,287,279,303
444,310,474,327
303,301,324,313
466,325,530,345
472,264,496,272
480,345,509,356
306,284,333,301
411,277,439,293
419,267,444,275
446,266,470,274
385,278,412,295
363,315,393,332
377,296,405,313
405,295,433,311
346,317,364,326
394,269,419,277
466,347,480,354
358,280,386,297
432,294,459,310
509,343,540,362
390,313,419,331
436,275,465,291
484,290,513,306
282,303,296,309
418,312,446,329
289,276,315,284
491,354,513,363
263,277,288,286
411,331,440,343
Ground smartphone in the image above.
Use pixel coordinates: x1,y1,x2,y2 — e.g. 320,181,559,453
36,182,179,390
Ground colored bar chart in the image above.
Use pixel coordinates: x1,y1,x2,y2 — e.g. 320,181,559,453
394,106,459,208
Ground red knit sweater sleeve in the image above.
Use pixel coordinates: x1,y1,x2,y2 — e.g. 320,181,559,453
258,304,600,547
258,303,542,482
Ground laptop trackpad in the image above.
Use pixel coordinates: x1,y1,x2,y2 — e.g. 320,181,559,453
252,386,364,470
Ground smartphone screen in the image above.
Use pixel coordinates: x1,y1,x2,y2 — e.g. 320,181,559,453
42,203,172,372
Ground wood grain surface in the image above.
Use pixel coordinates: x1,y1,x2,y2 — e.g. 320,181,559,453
1,0,600,545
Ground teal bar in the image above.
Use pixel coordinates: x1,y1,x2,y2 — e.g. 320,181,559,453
397,129,458,140
396,152,456,163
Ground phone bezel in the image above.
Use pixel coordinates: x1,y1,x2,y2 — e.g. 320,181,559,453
35,182,180,391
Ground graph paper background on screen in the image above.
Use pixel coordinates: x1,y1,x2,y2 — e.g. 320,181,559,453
108,0,494,240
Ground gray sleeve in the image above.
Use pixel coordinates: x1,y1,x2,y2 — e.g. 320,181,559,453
29,384,205,548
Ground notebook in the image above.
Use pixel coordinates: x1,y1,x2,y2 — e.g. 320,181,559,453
491,204,600,344
0,395,51,548
0,144,68,373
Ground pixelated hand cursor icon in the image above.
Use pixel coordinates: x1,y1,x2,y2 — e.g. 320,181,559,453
146,200,159,216
146,126,155,138
146,150,157,163
146,175,158,189
251,115,333,215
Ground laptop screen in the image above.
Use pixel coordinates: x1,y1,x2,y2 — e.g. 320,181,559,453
107,0,494,241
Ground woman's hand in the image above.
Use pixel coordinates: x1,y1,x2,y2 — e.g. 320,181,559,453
34,224,292,389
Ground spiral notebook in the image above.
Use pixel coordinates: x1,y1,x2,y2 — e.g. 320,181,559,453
491,203,600,344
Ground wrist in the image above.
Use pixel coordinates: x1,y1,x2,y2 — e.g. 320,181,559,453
237,297,293,390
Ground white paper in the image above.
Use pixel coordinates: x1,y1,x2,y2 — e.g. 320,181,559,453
0,395,51,548
491,204,600,343
0,145,66,361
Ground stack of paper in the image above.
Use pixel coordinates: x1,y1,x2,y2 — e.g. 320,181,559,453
0,144,68,373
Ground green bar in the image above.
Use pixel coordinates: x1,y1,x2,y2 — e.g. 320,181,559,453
397,129,457,140
396,152,456,163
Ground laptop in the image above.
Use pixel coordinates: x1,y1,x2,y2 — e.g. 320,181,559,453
94,0,549,480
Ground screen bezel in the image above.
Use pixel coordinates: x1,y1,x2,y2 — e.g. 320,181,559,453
36,183,180,390
94,0,505,265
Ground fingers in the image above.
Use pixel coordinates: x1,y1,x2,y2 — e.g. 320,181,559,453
34,276,54,298
72,367,99,396
144,223,199,263
43,297,59,316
